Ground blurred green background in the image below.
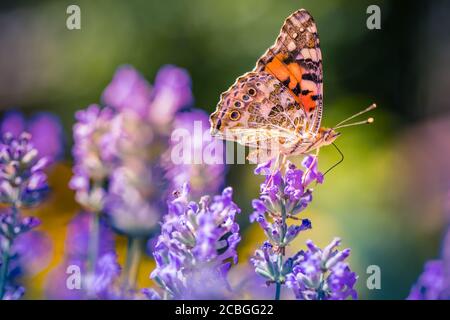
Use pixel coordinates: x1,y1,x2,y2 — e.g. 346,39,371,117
1,0,450,299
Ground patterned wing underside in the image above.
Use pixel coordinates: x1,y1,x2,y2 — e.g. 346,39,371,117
210,71,309,149
254,9,323,134
209,9,323,155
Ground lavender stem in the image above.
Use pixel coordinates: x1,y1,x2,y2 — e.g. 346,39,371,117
87,213,100,278
123,236,145,291
0,205,18,299
0,238,11,299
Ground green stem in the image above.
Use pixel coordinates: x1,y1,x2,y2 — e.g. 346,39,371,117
0,205,18,299
0,238,11,299
275,281,281,300
122,237,145,291
88,213,100,276
274,196,288,300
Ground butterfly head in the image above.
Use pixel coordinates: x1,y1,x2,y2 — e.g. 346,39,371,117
318,127,341,145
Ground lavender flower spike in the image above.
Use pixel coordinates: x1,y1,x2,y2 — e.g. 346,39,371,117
251,155,323,300
151,184,241,299
1,111,64,163
70,104,117,211
0,132,49,299
0,132,49,207
285,238,357,300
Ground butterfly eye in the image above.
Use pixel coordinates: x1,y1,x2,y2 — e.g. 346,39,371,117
229,110,241,121
242,95,250,101
248,88,256,96
234,101,242,108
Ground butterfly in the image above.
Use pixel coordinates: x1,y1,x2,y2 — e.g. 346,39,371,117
209,9,375,164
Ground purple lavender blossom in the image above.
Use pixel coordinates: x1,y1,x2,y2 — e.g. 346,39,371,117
407,260,448,300
0,111,25,137
251,242,293,284
149,65,193,126
70,104,117,211
0,132,49,299
408,221,450,300
106,164,162,236
103,109,164,236
102,65,152,117
45,212,119,300
150,184,241,299
12,230,52,276
163,109,225,198
0,133,49,207
28,113,64,161
285,238,357,300
0,111,64,162
250,155,358,300
64,212,116,260
84,252,121,299
250,157,320,246
102,65,197,236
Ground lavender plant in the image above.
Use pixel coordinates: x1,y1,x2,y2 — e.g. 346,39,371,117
45,212,120,299
0,133,49,299
285,238,357,300
0,62,361,300
149,183,241,299
65,64,225,298
69,104,118,298
250,156,358,300
0,112,64,162
408,225,450,299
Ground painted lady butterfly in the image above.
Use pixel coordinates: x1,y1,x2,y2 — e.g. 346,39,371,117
210,9,375,163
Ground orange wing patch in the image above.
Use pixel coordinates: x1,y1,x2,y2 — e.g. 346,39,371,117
254,9,323,134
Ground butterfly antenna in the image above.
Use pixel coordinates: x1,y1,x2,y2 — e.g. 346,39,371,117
333,103,377,128
323,143,344,177
335,117,374,129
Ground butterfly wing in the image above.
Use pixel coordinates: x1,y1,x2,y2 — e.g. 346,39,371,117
210,71,307,150
254,9,323,134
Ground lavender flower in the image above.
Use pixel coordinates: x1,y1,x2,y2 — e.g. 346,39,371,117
150,184,241,299
407,260,447,300
163,109,225,198
0,111,64,162
103,65,201,236
102,65,152,117
150,65,193,126
250,156,321,300
45,212,120,300
0,133,49,207
104,110,163,236
84,252,121,299
64,64,208,299
408,225,450,300
250,155,358,300
0,132,49,299
251,242,294,284
0,111,24,137
250,156,322,224
250,157,319,265
70,104,117,211
285,238,357,300
12,231,52,276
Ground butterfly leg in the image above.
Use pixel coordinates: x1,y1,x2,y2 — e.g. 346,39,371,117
302,148,320,184
259,152,286,192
